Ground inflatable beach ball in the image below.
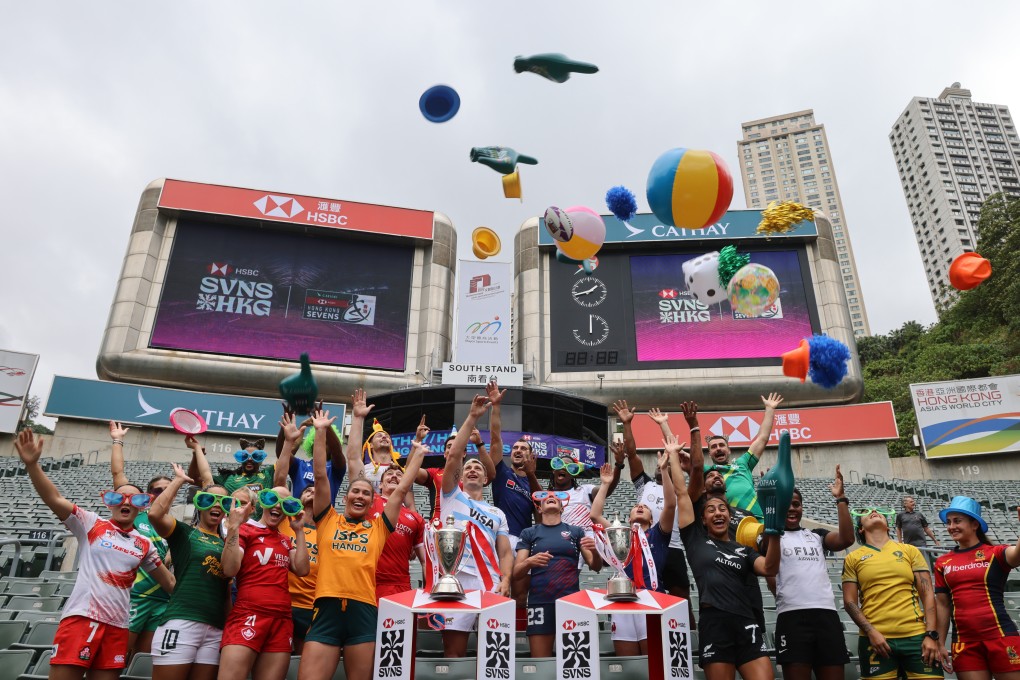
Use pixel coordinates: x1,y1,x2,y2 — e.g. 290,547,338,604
556,206,606,262
647,148,733,229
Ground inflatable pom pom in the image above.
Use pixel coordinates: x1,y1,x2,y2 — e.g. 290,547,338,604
756,201,815,236
605,185,638,223
807,335,851,390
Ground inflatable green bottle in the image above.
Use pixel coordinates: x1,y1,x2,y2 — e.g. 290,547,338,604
279,353,318,416
758,431,795,535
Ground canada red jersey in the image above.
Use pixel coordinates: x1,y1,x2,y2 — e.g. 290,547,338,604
935,542,1018,642
424,468,445,520
234,522,294,615
371,495,425,587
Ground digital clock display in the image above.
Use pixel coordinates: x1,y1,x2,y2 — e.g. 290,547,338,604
558,351,625,367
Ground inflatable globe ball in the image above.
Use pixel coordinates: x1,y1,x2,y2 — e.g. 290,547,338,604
555,206,606,262
727,263,780,317
646,148,734,230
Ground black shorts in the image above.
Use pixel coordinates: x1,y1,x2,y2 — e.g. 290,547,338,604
663,547,691,591
698,608,769,668
525,603,555,636
775,608,850,667
292,606,314,641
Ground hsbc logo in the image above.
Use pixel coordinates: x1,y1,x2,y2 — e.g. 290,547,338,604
487,619,500,630
253,194,305,219
669,619,679,629
707,416,760,445
562,620,576,630
209,263,232,276
383,618,395,629
659,289,678,299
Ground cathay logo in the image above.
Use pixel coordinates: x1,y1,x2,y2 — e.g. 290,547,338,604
253,194,305,218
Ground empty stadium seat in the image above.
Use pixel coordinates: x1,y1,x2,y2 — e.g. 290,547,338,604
0,622,27,651
5,597,61,613
14,648,51,680
5,583,56,598
11,612,57,625
0,649,34,680
414,658,477,680
9,621,60,663
516,657,555,679
122,652,153,680
286,655,301,680
600,655,652,677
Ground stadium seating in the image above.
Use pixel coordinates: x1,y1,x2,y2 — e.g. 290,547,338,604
0,455,1013,678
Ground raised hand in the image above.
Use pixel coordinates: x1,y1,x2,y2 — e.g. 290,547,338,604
414,415,429,442
469,429,483,446
289,510,306,531
830,464,844,498
468,394,491,419
184,435,204,453
648,408,668,425
109,421,129,441
680,401,699,427
409,441,429,463
612,400,634,424
14,430,43,465
171,462,194,484
522,451,537,475
279,412,305,444
352,389,374,419
611,441,626,464
678,449,692,474
762,392,784,410
599,462,614,485
226,499,252,529
662,434,683,457
485,380,506,406
312,409,336,430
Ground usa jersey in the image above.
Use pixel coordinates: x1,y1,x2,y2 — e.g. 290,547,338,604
234,522,294,615
935,543,1018,642
62,505,162,627
559,484,598,533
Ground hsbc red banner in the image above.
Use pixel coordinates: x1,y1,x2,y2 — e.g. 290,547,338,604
157,179,434,240
631,401,898,449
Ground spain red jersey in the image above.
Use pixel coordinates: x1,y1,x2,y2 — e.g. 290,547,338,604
371,495,425,588
935,542,1018,642
234,522,294,615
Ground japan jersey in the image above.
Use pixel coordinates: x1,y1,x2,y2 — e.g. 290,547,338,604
935,543,1018,642
234,522,294,615
371,495,425,587
441,487,509,584
559,484,598,533
62,505,162,627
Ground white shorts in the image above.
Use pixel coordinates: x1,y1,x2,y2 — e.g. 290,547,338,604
443,573,490,633
152,619,223,666
611,614,647,642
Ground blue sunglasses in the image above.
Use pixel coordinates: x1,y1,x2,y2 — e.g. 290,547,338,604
235,449,268,464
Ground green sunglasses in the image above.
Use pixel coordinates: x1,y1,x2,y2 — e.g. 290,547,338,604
850,506,895,518
258,490,304,516
550,457,586,476
193,492,234,512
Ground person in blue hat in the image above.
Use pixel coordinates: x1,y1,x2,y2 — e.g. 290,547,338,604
933,496,1020,678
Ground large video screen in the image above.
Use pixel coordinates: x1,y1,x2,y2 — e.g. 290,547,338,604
549,247,820,372
150,219,414,370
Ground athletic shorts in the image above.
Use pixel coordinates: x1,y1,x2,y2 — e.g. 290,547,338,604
698,608,770,668
951,636,1020,674
376,582,412,603
292,607,314,641
221,609,293,653
526,603,555,636
663,547,691,591
129,596,169,634
152,619,223,666
52,616,129,670
611,614,647,643
443,573,489,633
305,597,377,647
858,633,943,680
775,608,849,667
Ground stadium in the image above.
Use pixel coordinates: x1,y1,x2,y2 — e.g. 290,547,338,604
1,178,1018,680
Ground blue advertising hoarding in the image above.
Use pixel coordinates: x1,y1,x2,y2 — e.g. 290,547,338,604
45,376,346,437
538,209,818,246
388,428,604,468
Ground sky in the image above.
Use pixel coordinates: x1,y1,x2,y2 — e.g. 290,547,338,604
3,2,1020,420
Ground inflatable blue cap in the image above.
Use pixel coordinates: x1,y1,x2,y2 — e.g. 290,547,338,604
419,85,460,123
939,496,987,532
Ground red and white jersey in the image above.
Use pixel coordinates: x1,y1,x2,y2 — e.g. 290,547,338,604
234,522,294,615
371,496,425,587
62,505,161,627
559,484,598,533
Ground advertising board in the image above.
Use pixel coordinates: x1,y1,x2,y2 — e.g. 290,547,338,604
910,375,1020,459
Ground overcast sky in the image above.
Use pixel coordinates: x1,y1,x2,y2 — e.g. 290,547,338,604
3,2,1020,417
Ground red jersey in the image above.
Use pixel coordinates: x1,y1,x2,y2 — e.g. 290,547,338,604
934,542,1018,642
424,468,444,520
234,522,294,615
371,496,425,587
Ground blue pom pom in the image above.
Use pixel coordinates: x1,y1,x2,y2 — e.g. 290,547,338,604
606,185,637,222
807,335,850,389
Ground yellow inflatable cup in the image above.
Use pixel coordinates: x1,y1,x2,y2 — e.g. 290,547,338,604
471,227,501,260
735,516,765,549
502,170,522,200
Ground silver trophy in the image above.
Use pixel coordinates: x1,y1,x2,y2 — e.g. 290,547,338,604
431,516,468,601
604,517,638,601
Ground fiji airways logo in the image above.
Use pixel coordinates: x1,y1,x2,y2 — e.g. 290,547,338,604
253,194,305,218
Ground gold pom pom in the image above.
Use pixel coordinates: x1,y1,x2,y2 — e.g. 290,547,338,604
756,201,815,236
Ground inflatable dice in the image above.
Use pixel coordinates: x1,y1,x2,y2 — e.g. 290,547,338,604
682,251,724,304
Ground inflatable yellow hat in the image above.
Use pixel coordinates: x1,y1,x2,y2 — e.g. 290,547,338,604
362,418,402,468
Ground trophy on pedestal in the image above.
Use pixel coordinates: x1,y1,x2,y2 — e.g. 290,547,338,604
431,516,468,601
604,518,638,602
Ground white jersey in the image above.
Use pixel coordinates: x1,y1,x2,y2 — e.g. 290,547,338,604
441,487,509,585
62,505,162,627
774,528,835,614
633,475,682,549
559,484,598,533
360,460,392,493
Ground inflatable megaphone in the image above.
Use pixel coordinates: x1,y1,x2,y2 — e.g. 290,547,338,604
472,227,501,260
419,85,460,123
502,170,522,200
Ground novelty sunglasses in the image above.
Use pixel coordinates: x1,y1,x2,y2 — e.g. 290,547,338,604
550,458,586,476
193,492,235,513
850,506,896,518
102,491,153,509
258,490,304,516
234,449,268,464
532,491,570,504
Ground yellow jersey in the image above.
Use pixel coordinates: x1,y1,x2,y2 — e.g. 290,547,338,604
280,522,318,609
314,507,392,606
842,540,928,638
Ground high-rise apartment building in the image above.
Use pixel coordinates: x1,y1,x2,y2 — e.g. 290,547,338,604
737,110,870,336
889,83,1020,311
